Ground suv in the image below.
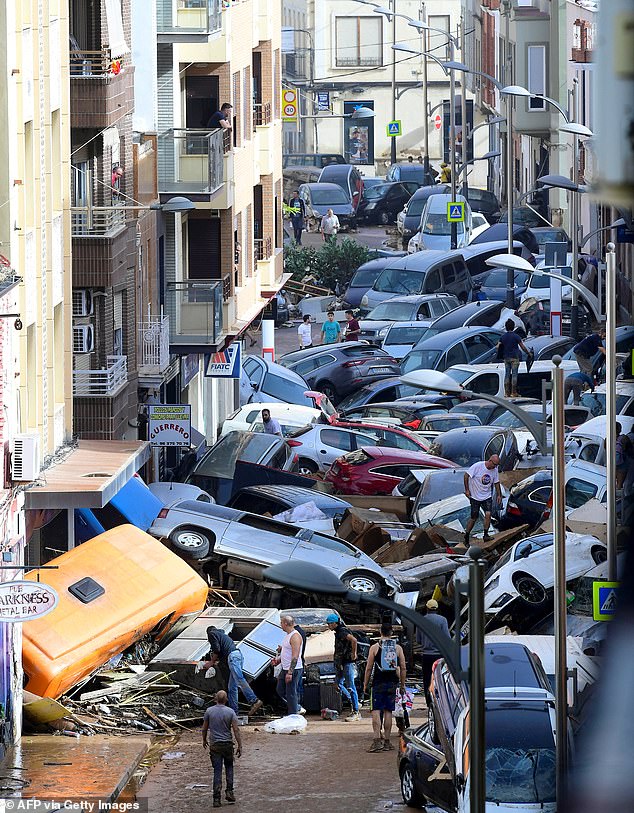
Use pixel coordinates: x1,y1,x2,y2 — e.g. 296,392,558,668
386,162,435,186
357,293,459,344
397,184,450,247
318,164,364,212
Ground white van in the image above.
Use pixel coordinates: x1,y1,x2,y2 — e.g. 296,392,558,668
435,359,580,400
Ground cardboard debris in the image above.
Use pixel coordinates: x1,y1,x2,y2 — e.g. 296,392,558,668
372,527,437,565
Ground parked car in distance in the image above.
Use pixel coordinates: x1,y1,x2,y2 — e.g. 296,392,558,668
416,301,523,337
460,186,501,222
358,293,459,344
471,267,530,307
408,211,488,253
400,327,503,374
278,342,401,404
343,259,394,308
240,356,313,406
416,194,472,251
499,205,549,228
227,485,352,521
221,402,322,436
530,226,571,254
318,163,364,212
283,153,346,168
358,182,418,224
148,500,402,598
428,425,519,471
396,184,450,247
381,321,439,360
325,446,455,495
386,161,435,186
340,399,448,428
298,182,356,231
470,223,540,255
447,398,510,425
282,165,322,200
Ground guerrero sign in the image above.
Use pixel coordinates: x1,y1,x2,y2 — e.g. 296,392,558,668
148,404,192,447
0,580,59,622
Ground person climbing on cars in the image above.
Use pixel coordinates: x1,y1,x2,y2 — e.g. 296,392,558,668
463,454,502,546
200,626,263,716
497,319,531,398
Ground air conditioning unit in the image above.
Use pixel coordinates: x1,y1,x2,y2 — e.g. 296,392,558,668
72,289,94,317
11,433,41,482
73,324,94,353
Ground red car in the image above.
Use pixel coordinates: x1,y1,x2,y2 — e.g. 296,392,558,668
324,446,456,496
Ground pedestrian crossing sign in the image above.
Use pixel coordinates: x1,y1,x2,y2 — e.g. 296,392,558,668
447,202,465,222
386,120,402,137
592,580,620,621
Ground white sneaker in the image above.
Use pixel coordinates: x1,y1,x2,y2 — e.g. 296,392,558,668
346,711,362,722
298,706,306,715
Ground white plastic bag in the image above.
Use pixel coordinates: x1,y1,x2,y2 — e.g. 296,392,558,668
263,714,308,735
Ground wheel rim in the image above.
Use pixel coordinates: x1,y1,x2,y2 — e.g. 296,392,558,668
347,575,378,593
175,531,204,548
402,767,414,801
593,548,607,564
516,577,546,604
299,465,315,476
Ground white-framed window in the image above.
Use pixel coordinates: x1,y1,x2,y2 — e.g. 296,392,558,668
428,15,451,61
334,17,383,67
527,44,546,110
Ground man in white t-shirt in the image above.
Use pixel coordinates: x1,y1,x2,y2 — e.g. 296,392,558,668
298,314,313,349
463,454,502,545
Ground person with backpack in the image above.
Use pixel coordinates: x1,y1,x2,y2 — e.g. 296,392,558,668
327,613,361,722
362,622,406,753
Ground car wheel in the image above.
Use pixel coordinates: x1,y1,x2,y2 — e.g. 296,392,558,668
170,527,212,560
317,381,337,402
428,708,440,745
379,211,390,226
513,573,547,605
298,457,319,476
342,571,381,596
400,763,424,808
591,546,607,565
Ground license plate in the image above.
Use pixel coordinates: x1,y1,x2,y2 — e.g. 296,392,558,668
369,366,393,375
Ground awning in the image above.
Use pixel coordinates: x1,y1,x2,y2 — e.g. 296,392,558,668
104,0,130,58
228,272,293,338
25,440,151,510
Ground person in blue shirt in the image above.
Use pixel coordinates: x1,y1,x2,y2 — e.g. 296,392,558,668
564,371,594,405
321,311,341,344
496,320,530,398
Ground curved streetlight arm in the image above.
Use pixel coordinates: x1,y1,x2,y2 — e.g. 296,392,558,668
409,19,459,48
459,390,548,455
579,219,625,249
392,44,450,75
531,269,602,321
469,117,506,140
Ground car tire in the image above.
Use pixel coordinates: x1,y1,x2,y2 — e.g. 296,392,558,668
591,546,607,565
428,708,441,745
317,381,337,402
297,458,319,476
379,211,390,226
512,573,547,605
342,571,381,596
169,527,212,560
400,763,424,808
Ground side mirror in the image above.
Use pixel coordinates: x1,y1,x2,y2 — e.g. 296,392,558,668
455,773,465,792
251,382,259,391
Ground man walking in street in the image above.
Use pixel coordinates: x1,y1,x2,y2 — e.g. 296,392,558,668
343,310,361,342
202,690,242,807
202,626,263,716
298,314,313,349
572,328,605,379
463,454,502,546
288,190,306,245
320,208,340,243
272,615,303,715
564,370,594,405
363,622,406,753
327,612,361,721
416,600,451,707
261,408,282,437
496,319,531,398
207,102,232,131
321,311,341,344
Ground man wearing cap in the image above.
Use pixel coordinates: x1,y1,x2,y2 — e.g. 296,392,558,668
417,600,451,706
326,613,361,721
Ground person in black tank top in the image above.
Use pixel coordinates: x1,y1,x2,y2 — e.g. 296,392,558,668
363,622,406,753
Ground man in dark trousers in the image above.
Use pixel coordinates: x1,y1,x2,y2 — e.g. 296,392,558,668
327,612,361,721
497,319,530,398
288,190,306,245
416,600,451,706
202,690,242,807
207,102,232,130
573,328,606,379
363,622,407,753
201,626,263,716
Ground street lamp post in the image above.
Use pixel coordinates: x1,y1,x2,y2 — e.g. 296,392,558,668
605,242,618,582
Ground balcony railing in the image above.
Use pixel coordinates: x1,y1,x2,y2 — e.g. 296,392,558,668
73,355,128,397
158,128,225,195
254,237,273,263
253,102,272,127
71,206,126,237
138,317,170,375
0,270,21,299
70,48,117,77
222,274,232,302
157,0,222,36
334,57,382,67
165,279,223,349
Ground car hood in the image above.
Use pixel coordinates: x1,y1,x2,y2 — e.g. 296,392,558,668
309,202,354,217
358,320,392,333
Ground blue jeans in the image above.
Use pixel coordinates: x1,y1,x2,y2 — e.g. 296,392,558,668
227,649,258,712
210,744,234,797
276,668,302,714
504,358,520,394
337,662,359,712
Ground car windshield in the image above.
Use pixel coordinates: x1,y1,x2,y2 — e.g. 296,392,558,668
529,267,571,289
363,185,388,199
398,473,424,497
374,268,423,294
193,433,275,478
401,350,441,373
384,325,431,345
351,267,381,287
579,392,628,417
428,439,477,468
263,375,313,406
534,229,567,248
414,471,466,509
311,187,349,204
485,705,556,804
492,409,544,429
367,301,415,321
423,212,464,236
484,269,528,287
424,503,483,533
444,367,473,385
425,416,479,431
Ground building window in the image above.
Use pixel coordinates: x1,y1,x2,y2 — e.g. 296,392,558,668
428,15,451,61
334,17,382,67
527,45,546,110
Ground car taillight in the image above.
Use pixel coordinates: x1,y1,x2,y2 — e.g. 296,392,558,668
157,508,170,519
342,359,365,368
541,509,551,520
402,419,421,430
287,439,302,447
506,503,522,516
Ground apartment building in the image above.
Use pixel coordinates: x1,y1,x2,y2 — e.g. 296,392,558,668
156,0,286,437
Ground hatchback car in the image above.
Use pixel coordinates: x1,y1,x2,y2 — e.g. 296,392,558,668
447,399,511,425
416,301,522,337
340,400,448,428
227,485,352,521
325,446,455,496
357,182,418,224
460,186,501,222
521,334,575,361
428,425,519,471
221,402,322,437
240,356,312,406
358,294,459,344
416,413,482,440
417,194,472,251
397,184,450,247
470,223,540,255
335,378,429,411
400,327,502,374
343,259,394,308
386,161,436,186
471,267,530,307
284,423,381,475
498,469,554,530
298,182,356,230
278,342,401,404
530,226,571,254
149,500,401,598
318,163,364,212
381,321,439,360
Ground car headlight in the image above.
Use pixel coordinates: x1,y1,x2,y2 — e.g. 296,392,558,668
361,294,369,307
487,576,500,592
377,326,389,338
489,592,513,610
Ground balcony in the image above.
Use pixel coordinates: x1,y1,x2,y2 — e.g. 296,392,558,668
70,49,134,130
165,279,224,353
254,237,272,264
253,103,272,128
73,356,128,398
138,317,170,382
158,128,227,198
71,207,132,289
71,206,126,238
157,0,223,42
0,269,21,300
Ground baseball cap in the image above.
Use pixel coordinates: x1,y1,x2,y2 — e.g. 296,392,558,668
426,599,439,610
325,613,339,623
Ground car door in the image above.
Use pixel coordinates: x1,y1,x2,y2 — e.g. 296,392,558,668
240,356,265,403
409,725,457,811
317,427,373,468
438,342,468,372
464,332,497,364
217,513,298,564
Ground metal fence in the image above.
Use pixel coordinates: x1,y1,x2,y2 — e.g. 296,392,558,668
138,317,170,372
73,355,128,397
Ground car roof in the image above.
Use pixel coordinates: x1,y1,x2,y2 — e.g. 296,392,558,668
412,326,502,350
461,240,528,258
280,342,383,364
319,164,353,178
372,293,455,305
352,258,395,275
523,334,572,349
409,184,449,199
429,300,501,326
385,320,434,330
303,182,347,192
380,249,469,272
433,425,505,444
423,193,467,211
447,359,579,374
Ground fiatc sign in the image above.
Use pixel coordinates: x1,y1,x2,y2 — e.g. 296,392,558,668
0,580,59,622
148,404,192,447
204,341,242,378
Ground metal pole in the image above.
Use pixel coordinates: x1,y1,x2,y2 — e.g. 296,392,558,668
460,16,468,202
468,545,486,813
605,242,618,581
391,0,397,164
552,354,568,805
449,40,457,249
505,93,514,308
422,5,430,183
570,79,580,339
